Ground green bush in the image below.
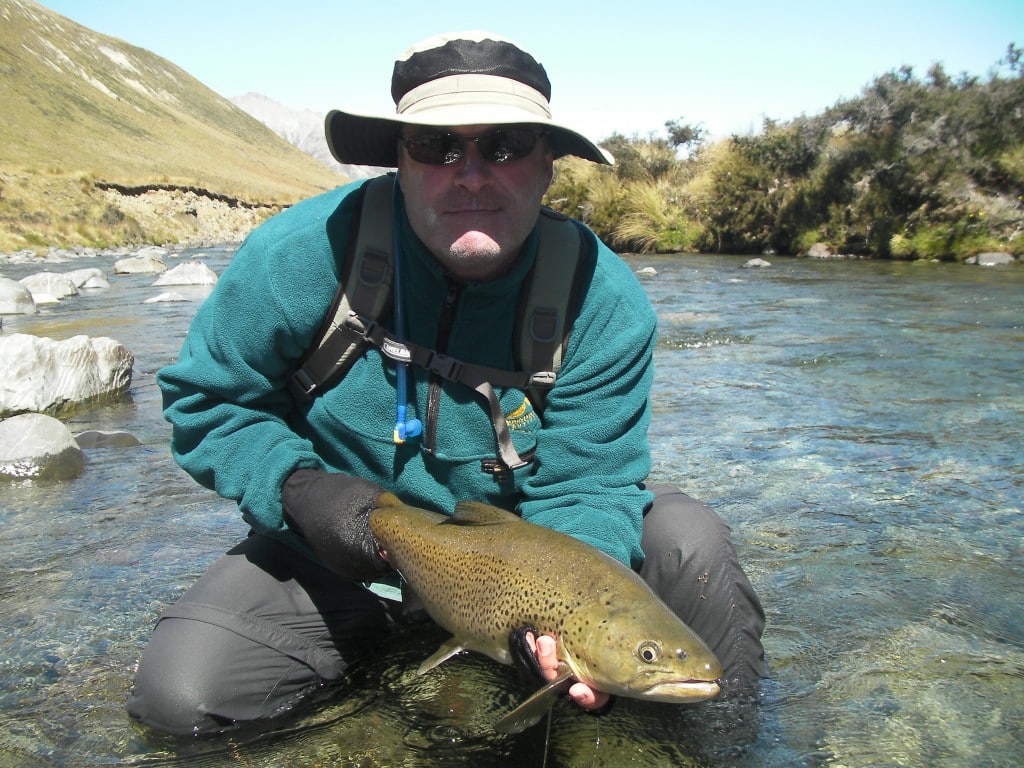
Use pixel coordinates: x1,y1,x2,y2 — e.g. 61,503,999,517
545,47,1022,259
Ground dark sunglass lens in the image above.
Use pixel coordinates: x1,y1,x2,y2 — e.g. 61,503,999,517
405,133,462,165
404,129,541,165
479,129,538,163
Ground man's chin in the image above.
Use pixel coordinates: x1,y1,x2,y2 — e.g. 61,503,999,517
449,233,502,260
440,234,518,280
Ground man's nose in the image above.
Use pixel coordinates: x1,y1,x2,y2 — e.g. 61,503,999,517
452,141,493,190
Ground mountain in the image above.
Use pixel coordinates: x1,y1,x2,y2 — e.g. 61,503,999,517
230,93,387,181
0,0,348,250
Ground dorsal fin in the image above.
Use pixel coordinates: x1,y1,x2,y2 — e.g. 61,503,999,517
446,501,520,526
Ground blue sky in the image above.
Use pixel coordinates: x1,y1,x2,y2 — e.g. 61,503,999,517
40,0,1021,142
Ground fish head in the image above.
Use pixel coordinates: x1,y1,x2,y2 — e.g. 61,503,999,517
558,599,723,703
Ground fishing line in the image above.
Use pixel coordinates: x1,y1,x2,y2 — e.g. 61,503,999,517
542,706,553,768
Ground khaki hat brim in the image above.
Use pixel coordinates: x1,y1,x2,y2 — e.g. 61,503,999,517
325,108,613,167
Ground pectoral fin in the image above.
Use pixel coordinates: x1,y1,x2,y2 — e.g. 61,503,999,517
417,638,466,675
494,672,574,734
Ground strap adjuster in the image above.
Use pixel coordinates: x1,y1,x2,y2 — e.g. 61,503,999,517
528,371,556,389
288,368,317,401
425,352,463,381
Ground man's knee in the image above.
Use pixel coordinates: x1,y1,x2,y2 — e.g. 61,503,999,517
129,606,345,735
640,484,766,687
127,535,389,734
641,485,732,561
129,616,266,734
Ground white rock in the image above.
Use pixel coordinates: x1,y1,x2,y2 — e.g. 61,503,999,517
636,266,658,277
114,256,167,274
0,413,84,481
975,252,1016,266
152,261,218,286
19,272,79,300
135,245,170,260
0,277,37,315
743,258,772,268
0,333,134,417
64,267,110,289
143,292,189,303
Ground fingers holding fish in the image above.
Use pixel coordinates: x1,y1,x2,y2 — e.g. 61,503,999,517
535,634,611,711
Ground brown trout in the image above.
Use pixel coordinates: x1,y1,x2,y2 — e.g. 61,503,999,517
369,500,722,733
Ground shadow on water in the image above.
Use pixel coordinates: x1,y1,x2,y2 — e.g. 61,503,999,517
2,249,1023,766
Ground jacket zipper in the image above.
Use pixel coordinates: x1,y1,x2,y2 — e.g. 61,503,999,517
423,280,462,454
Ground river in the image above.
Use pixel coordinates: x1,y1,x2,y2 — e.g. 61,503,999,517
1,246,1021,767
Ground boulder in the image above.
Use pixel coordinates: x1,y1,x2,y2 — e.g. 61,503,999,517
806,243,833,259
135,245,170,260
114,255,167,274
73,429,141,449
0,413,84,481
0,276,37,315
0,333,134,417
19,271,79,300
743,258,772,268
64,267,110,289
143,292,189,303
636,266,658,277
974,252,1016,266
152,260,218,286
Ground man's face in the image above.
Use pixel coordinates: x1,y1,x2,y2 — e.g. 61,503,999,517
397,125,554,282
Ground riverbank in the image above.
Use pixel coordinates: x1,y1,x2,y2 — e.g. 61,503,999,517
0,170,285,254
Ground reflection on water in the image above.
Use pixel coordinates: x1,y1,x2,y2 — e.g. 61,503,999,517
1,249,1022,766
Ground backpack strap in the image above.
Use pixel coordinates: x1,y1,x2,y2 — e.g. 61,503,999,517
516,207,584,412
288,175,396,402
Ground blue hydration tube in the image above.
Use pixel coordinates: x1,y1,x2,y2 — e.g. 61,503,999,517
390,179,423,444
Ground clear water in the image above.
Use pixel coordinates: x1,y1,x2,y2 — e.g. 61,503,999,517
1,248,1021,767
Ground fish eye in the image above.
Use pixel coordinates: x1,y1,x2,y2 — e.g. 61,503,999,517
637,641,662,663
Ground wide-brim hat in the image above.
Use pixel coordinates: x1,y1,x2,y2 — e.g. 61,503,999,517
326,31,613,167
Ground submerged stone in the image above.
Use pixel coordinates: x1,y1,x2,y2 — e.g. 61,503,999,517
0,412,84,480
73,429,142,449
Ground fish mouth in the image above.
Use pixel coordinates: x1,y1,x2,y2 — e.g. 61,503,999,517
641,679,722,703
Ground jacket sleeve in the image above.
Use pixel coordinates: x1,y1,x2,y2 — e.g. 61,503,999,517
156,186,359,534
517,235,656,568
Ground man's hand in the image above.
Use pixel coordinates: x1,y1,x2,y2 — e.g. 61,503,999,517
281,469,392,581
527,632,612,711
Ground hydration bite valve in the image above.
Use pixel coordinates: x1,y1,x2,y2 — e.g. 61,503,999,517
393,407,422,443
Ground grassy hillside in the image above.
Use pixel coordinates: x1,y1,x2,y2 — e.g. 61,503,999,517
0,0,347,251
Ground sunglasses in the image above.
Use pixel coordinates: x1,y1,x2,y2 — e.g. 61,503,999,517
400,127,546,166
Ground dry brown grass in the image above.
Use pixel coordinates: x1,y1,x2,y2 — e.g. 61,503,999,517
0,0,347,252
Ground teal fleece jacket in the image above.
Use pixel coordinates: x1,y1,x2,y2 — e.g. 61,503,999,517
158,179,656,567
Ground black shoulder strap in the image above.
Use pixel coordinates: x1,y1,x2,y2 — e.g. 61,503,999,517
516,207,586,412
288,175,395,402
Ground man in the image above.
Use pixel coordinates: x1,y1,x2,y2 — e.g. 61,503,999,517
128,30,765,735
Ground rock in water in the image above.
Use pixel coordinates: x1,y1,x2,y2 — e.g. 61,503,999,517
0,413,84,480
0,277,37,315
152,261,218,286
0,333,134,417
